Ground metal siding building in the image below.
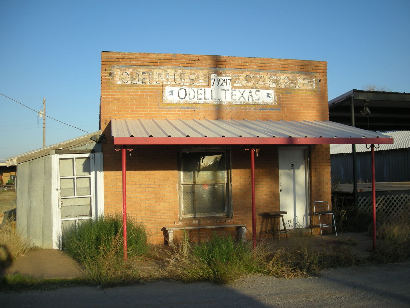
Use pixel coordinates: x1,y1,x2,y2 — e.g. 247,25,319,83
331,131,410,184
8,131,104,249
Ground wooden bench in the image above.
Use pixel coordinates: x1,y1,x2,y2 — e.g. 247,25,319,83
161,224,247,245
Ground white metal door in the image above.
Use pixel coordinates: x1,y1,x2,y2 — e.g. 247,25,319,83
278,148,308,229
58,154,96,235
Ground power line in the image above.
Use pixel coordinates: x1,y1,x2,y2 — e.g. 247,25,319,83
0,93,89,133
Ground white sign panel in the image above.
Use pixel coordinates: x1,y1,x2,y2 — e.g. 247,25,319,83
164,74,275,105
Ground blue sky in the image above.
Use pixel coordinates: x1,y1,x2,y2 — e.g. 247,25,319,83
1,0,409,160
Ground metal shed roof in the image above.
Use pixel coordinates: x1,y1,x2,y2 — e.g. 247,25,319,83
330,130,410,154
111,119,393,145
329,89,410,130
6,130,103,165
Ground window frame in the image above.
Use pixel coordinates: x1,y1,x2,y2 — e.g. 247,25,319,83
58,154,96,223
178,147,232,219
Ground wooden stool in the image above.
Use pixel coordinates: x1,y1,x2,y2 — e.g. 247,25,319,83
259,211,288,239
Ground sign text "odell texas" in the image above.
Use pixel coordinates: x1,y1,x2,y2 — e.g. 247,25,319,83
164,74,275,105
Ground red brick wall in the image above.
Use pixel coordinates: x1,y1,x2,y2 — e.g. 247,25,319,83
100,52,330,243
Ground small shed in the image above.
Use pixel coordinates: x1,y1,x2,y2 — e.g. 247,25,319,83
7,131,104,249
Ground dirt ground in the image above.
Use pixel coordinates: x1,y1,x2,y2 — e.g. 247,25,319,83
1,262,409,307
5,248,83,279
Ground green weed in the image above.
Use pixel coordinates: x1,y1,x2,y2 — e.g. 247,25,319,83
166,234,261,283
63,216,148,263
62,216,147,285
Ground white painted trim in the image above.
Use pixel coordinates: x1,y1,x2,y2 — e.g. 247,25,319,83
94,152,104,218
54,153,101,249
90,154,96,219
58,153,93,159
61,217,93,221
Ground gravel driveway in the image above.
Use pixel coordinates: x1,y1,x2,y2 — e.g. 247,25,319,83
1,262,410,307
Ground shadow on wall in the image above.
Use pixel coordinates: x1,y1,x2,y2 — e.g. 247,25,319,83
210,54,222,121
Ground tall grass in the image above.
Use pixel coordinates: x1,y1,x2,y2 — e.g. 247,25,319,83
63,216,147,262
166,234,261,283
0,221,31,281
0,221,30,260
370,219,410,263
62,216,148,285
263,244,357,279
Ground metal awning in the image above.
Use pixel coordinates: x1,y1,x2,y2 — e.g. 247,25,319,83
111,119,393,145
329,89,410,130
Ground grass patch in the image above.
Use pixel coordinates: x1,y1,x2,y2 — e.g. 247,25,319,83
0,190,16,216
0,221,31,288
263,242,358,279
369,220,410,263
166,234,261,283
62,216,148,285
164,234,359,282
0,221,31,263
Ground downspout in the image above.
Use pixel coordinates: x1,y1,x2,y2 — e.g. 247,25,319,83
121,148,128,260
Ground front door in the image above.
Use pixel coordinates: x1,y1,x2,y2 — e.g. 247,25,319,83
58,154,96,235
278,148,308,229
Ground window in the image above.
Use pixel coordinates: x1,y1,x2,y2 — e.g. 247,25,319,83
179,150,231,218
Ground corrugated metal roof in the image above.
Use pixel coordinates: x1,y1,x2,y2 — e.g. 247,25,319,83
331,130,410,154
111,119,392,145
6,130,103,165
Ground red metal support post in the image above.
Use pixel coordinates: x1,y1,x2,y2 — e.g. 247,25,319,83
121,148,128,260
250,148,256,249
371,144,376,250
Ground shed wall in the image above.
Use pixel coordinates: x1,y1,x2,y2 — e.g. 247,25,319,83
16,156,54,248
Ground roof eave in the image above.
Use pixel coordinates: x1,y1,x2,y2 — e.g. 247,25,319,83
113,136,393,146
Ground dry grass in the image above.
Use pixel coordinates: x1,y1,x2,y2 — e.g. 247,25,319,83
153,234,261,283
0,190,16,222
0,221,31,261
258,236,359,279
1,221,31,281
370,218,410,263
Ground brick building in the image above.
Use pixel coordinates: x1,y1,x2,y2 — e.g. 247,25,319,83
100,52,391,245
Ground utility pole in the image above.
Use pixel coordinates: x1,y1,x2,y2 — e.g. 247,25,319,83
42,97,46,148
